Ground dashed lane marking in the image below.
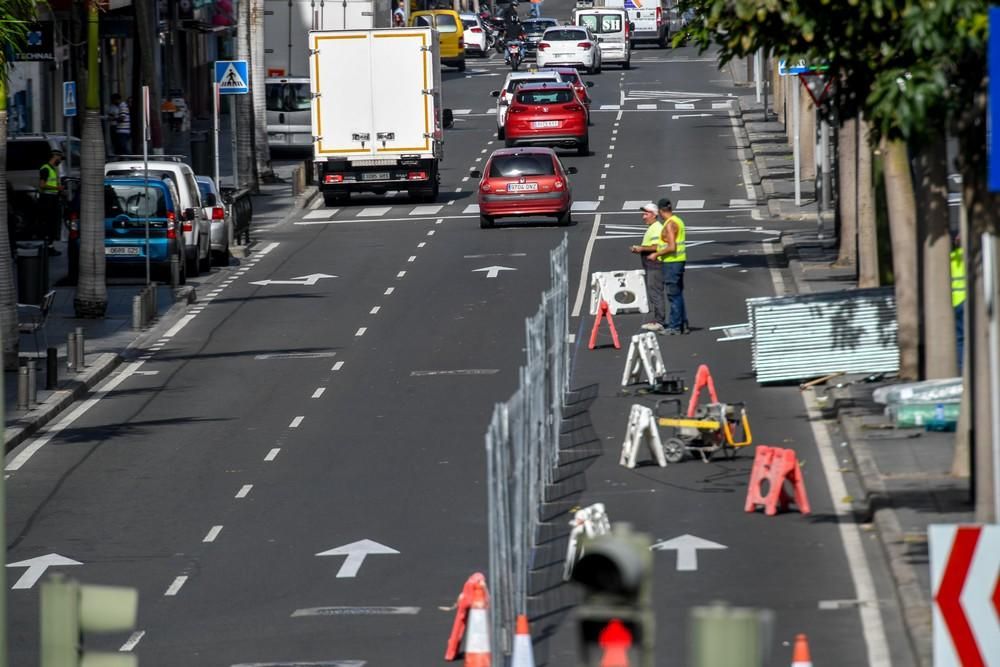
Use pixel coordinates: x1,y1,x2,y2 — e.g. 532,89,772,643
355,327,367,337
370,306,381,315
204,525,224,542
120,631,145,652
463,204,480,214
411,205,442,215
164,576,188,596
289,416,304,428
235,484,253,498
332,361,345,371
357,206,391,217
312,388,326,399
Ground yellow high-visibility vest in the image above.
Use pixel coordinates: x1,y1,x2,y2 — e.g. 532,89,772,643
641,220,663,248
40,163,59,194
659,215,686,263
951,247,966,308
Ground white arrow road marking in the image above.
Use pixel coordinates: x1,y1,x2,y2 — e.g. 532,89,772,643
657,183,693,191
7,553,82,589
672,113,715,120
249,273,337,287
317,540,400,578
686,262,739,270
473,266,517,279
651,535,727,571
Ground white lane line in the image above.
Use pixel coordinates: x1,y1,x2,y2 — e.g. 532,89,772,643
607,153,613,159
384,287,395,295
616,109,624,122
235,484,253,498
675,199,705,210
418,242,426,248
435,218,443,224
164,576,188,596
6,361,147,471
259,241,279,255
290,416,305,428
463,204,480,214
397,271,406,278
599,104,621,110
407,255,416,262
163,314,195,339
674,103,695,109
604,163,610,168
462,176,470,182
410,205,442,216
572,201,600,211
599,184,606,190
203,525,224,542
333,361,345,371
480,148,488,153
447,199,456,205
427,230,435,236
120,630,145,652
571,213,601,318
312,387,326,399
265,448,281,461
612,128,618,134
355,327,367,337
712,101,733,109
370,306,381,315
303,209,336,220
600,173,607,179
357,206,391,217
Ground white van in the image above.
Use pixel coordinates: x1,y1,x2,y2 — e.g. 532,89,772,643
105,157,211,277
574,8,631,68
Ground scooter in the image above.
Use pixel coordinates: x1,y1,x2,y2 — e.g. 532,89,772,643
506,39,525,71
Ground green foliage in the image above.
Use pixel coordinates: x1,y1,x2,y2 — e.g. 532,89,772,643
0,0,39,74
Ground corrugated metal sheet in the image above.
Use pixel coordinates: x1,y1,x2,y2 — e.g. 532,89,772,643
747,287,899,383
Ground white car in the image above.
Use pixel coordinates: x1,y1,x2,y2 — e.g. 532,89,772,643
459,13,488,56
491,70,564,140
535,26,602,74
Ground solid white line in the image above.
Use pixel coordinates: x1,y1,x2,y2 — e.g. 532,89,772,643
120,630,145,652
164,576,188,596
163,314,195,338
5,361,146,471
289,416,304,428
355,327,367,337
203,525,223,542
397,271,406,278
265,448,280,461
332,361,344,371
571,213,601,318
384,287,395,295
370,306,380,315
312,387,326,399
259,241,279,255
235,484,253,498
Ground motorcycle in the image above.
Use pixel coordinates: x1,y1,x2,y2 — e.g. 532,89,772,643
506,39,525,71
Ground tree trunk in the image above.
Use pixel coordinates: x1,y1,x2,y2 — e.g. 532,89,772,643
74,2,107,318
800,84,815,181
0,77,18,369
880,137,919,379
913,136,956,379
250,0,271,180
236,0,256,190
857,116,879,288
834,115,857,268
134,0,163,149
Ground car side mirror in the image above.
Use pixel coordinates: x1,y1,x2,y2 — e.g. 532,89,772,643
443,108,454,129
491,90,501,97
586,81,594,88
566,166,578,175
470,169,482,178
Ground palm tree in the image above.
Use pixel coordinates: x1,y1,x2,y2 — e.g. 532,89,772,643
74,0,107,318
250,0,271,180
0,0,40,370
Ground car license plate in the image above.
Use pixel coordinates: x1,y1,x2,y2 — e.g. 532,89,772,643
507,182,539,192
508,44,520,51
270,133,286,142
532,120,559,129
362,172,390,181
105,246,140,256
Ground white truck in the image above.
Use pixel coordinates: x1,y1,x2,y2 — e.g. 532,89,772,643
264,0,391,151
310,27,448,205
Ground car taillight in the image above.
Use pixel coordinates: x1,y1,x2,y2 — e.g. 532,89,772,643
501,91,509,103
577,41,592,48
538,42,550,50
554,179,565,190
166,226,177,240
480,180,493,193
183,221,193,232
407,171,428,180
563,104,583,112
471,27,482,33
459,38,465,47
656,6,662,26
509,105,526,114
324,174,344,184
212,206,225,220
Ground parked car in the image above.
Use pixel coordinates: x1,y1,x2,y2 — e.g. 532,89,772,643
536,26,602,74
100,176,186,283
195,176,232,266
472,147,576,228
6,133,82,192
503,82,589,155
492,70,564,139
410,9,466,70
105,157,210,277
459,13,488,56
522,18,558,59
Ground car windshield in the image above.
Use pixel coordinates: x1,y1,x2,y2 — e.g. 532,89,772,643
197,180,218,206
545,28,588,41
489,154,556,177
506,76,558,93
516,89,574,104
436,14,459,32
105,184,167,219
577,13,622,33
524,20,556,33
266,82,311,112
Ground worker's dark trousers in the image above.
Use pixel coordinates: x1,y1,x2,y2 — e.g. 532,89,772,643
642,258,666,325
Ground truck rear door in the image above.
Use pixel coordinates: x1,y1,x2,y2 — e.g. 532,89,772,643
311,30,376,156
371,28,440,154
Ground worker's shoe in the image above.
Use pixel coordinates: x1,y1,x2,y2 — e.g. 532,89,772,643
641,322,665,332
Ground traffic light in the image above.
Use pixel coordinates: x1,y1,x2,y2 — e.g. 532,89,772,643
41,573,139,667
570,524,654,667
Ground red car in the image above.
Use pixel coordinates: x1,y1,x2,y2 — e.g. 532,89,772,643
542,66,595,115
503,82,590,156
472,147,577,229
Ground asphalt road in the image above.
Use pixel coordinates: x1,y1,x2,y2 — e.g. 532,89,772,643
6,11,912,667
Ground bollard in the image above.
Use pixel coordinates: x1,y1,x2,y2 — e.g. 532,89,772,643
151,282,158,321
133,294,143,330
67,332,77,371
46,347,58,390
171,255,180,288
17,364,29,410
75,326,85,369
27,359,37,406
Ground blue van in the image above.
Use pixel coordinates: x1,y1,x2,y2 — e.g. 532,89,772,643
102,177,186,282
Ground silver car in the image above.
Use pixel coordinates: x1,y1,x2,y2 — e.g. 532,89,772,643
195,175,232,265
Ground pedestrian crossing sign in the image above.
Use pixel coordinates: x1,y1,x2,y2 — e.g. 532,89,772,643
215,60,249,95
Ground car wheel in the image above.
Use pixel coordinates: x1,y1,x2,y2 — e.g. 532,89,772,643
577,137,589,156
557,209,572,226
623,57,630,70
199,241,211,273
323,191,345,207
212,247,230,267
186,251,199,278
457,59,466,72
479,214,494,229
497,126,505,140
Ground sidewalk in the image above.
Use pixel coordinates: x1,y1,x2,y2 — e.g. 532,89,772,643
4,167,317,455
736,93,973,667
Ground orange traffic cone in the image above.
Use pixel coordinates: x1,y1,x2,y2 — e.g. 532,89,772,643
791,633,812,667
463,577,491,667
510,614,535,667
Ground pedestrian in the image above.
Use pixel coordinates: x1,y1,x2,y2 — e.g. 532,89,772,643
631,202,666,332
950,232,965,373
529,0,542,18
110,93,131,155
37,149,65,256
653,198,688,334
393,0,406,25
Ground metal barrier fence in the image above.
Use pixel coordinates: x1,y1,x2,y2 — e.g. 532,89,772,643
486,235,569,661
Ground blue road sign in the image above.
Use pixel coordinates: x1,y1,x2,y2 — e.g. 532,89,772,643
215,60,249,95
778,59,811,76
989,9,1000,191
63,81,77,117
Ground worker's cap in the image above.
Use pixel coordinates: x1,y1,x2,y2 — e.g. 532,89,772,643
657,197,672,210
640,202,658,214
50,149,64,157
